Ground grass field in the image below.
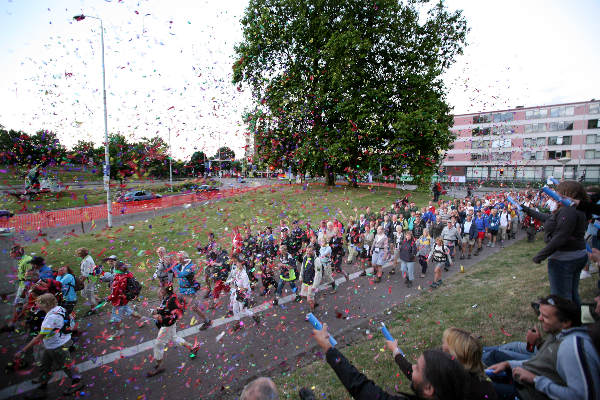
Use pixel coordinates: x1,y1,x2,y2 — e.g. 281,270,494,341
273,236,598,399
21,185,429,314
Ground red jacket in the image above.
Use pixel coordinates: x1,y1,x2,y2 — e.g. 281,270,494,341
108,272,133,306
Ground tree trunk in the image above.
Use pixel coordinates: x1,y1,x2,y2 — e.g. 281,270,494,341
326,171,335,186
350,172,358,188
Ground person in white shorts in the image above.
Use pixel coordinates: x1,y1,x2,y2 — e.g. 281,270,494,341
76,247,99,315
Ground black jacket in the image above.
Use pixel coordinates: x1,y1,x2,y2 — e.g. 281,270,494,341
156,294,184,327
393,353,498,400
326,347,416,400
522,205,587,263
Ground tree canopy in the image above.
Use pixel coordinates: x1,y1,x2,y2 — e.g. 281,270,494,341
233,0,468,185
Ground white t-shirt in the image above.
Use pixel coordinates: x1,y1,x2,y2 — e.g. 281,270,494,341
80,255,96,277
40,306,71,349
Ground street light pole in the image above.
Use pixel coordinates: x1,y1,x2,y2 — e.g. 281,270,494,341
168,127,173,191
74,14,112,227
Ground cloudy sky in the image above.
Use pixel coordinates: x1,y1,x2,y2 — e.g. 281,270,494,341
0,0,598,161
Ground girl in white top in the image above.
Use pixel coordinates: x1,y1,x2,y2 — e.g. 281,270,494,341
371,226,388,283
227,255,260,330
76,247,98,315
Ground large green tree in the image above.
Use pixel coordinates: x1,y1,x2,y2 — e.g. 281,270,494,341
233,0,468,185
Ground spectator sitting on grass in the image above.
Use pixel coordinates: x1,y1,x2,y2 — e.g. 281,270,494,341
386,327,498,400
487,295,600,400
312,323,466,400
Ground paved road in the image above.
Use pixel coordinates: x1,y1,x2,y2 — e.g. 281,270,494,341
0,230,526,400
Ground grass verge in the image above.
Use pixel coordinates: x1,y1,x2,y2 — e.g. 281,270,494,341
274,236,598,399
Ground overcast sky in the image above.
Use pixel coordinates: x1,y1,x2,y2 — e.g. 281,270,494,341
0,0,598,161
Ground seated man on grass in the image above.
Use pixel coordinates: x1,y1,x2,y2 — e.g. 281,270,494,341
311,323,466,400
487,295,600,400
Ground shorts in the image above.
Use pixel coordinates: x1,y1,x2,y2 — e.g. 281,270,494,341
461,236,475,245
110,304,135,323
212,280,230,300
300,283,315,300
489,230,498,237
477,231,485,240
371,249,386,266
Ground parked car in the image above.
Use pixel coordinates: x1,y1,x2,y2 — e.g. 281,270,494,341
116,190,162,202
196,184,219,192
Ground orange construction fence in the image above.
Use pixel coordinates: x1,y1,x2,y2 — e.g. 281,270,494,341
0,184,296,231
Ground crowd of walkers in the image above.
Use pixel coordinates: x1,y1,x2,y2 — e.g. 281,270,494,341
4,179,600,399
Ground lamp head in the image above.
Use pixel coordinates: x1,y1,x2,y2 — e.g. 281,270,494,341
73,15,85,21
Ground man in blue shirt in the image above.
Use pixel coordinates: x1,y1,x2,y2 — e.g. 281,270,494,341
473,211,487,255
29,256,54,280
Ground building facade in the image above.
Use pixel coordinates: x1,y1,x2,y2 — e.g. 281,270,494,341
443,99,600,183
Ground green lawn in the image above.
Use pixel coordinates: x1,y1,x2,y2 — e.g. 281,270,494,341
273,236,598,399
21,185,430,315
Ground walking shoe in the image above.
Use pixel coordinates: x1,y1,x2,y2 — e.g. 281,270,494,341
190,345,200,358
429,281,439,289
295,295,302,302
359,271,367,277
460,255,464,260
389,269,396,275
272,298,279,306
226,310,234,317
374,276,382,283
491,243,495,248
62,380,84,395
146,367,165,377
487,243,491,247
420,273,426,278
199,320,211,331
467,254,471,259
252,315,261,324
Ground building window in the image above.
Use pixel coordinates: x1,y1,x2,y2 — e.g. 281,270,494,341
525,109,548,119
589,103,600,114
492,126,515,135
585,150,597,159
470,153,489,161
548,136,571,145
547,150,571,160
588,119,599,129
535,151,544,160
472,127,491,136
536,137,546,146
472,114,492,124
587,134,598,144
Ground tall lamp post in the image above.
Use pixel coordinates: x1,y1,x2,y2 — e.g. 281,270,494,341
73,14,112,227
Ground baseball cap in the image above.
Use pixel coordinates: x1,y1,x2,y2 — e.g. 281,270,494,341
103,255,118,262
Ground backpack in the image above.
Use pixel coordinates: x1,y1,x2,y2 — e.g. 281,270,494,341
184,273,201,292
57,308,73,335
125,276,142,300
74,276,85,292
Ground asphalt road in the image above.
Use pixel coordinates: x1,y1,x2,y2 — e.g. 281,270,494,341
0,230,526,400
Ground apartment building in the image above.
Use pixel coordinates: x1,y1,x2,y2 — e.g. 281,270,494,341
443,99,600,183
